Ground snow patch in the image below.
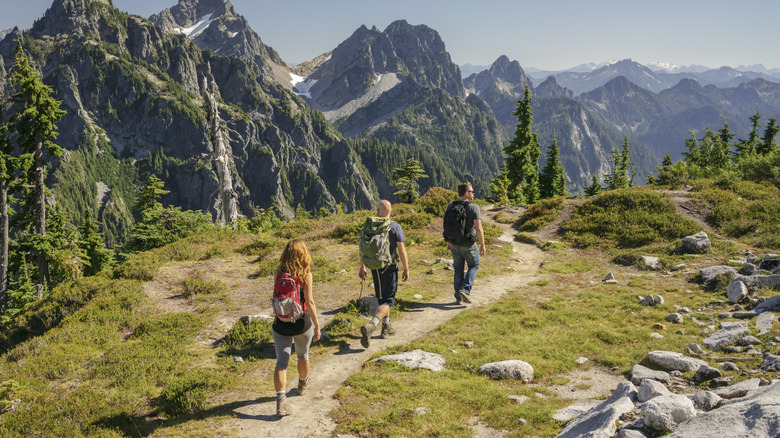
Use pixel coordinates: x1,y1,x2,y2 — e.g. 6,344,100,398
290,73,318,99
172,14,214,38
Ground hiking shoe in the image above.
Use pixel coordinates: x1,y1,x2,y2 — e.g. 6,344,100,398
381,321,396,339
276,395,292,417
458,290,471,304
297,378,308,396
360,322,376,348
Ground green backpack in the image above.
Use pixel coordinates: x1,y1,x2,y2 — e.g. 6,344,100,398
359,216,397,270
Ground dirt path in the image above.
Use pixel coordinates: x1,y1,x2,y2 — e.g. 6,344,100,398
227,209,549,437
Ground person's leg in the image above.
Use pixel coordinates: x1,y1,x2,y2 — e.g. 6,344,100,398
272,330,293,416
362,267,396,347
460,244,480,295
293,324,314,395
450,245,466,301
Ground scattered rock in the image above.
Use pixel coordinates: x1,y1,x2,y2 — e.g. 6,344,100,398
641,256,662,271
232,355,244,362
630,364,671,385
464,341,475,349
691,364,721,384
641,394,696,433
719,362,739,372
426,268,435,274
576,356,588,364
478,360,534,382
726,281,749,304
412,294,423,300
690,390,723,411
372,349,446,372
732,274,780,294
551,399,601,422
680,231,711,254
696,265,738,289
712,378,761,399
508,395,530,405
415,407,431,416
604,272,618,284
760,353,780,372
667,381,780,437
555,382,637,438
702,321,751,351
647,351,708,372
754,295,780,313
739,336,761,346
637,379,671,402
687,343,704,355
650,332,665,339
666,313,683,324
755,312,777,335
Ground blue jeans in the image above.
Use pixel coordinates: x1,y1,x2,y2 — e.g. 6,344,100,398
451,243,479,300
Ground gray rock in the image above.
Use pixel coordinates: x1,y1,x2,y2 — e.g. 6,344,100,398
720,361,739,372
726,281,749,304
647,351,708,372
681,231,711,254
631,364,671,385
760,353,780,372
555,382,638,438
758,258,780,271
652,295,664,306
668,381,780,437
746,252,761,264
666,313,683,324
725,346,744,354
732,310,758,319
712,378,761,399
479,360,534,382
697,265,738,289
690,390,723,411
415,407,431,416
739,335,761,346
741,263,757,275
604,272,618,284
372,349,446,372
641,393,696,433
508,395,530,405
755,312,777,336
637,379,671,402
617,430,647,438
687,343,705,355
754,295,780,313
702,322,751,351
732,274,780,293
551,399,601,422
650,332,665,339
641,256,662,271
692,364,721,384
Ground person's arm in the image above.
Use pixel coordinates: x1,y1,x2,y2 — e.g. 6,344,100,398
358,254,368,280
397,241,409,282
474,219,486,256
302,271,320,341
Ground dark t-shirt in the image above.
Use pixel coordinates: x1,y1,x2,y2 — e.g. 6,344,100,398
387,221,405,263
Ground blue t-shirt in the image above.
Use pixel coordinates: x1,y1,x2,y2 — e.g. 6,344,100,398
387,221,405,260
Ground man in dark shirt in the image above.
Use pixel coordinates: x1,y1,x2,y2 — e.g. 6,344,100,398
445,182,485,304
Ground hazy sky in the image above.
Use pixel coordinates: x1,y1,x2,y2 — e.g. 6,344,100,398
2,0,779,70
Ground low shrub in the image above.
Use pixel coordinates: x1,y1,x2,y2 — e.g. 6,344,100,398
159,369,229,416
415,187,458,216
180,273,227,298
517,196,565,232
221,318,273,358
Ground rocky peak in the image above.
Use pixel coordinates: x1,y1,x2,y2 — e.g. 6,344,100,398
31,0,117,38
487,55,527,84
535,75,574,99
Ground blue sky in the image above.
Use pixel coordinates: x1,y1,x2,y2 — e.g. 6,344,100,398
2,0,779,70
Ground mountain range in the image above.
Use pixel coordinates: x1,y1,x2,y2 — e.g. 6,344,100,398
2,0,779,246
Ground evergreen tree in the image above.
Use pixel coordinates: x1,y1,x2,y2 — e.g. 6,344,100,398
758,116,779,155
604,136,634,190
79,210,113,276
584,173,601,197
502,85,535,204
651,151,675,186
522,133,541,204
736,107,761,158
487,167,511,206
10,41,66,288
539,136,566,199
391,158,428,203
134,174,169,212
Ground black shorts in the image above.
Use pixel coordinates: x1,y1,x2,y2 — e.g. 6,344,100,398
371,264,398,307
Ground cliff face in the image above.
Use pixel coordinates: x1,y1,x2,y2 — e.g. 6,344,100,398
0,0,377,244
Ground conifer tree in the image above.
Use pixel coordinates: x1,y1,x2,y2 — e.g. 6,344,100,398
522,133,541,204
391,158,428,203
584,173,601,196
759,116,779,155
10,41,65,288
604,137,633,190
79,210,113,276
539,136,566,199
487,167,511,206
503,85,535,204
736,107,761,158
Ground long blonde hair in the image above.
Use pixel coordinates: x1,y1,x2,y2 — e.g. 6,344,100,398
278,239,311,280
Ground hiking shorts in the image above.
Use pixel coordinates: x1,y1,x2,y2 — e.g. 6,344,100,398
371,264,398,307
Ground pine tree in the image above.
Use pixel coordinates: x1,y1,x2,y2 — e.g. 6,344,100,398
604,136,634,190
758,116,779,155
584,173,601,197
79,210,113,276
736,107,761,158
539,136,566,199
487,167,510,206
134,175,169,212
502,85,535,204
522,133,541,204
10,41,66,289
391,158,428,203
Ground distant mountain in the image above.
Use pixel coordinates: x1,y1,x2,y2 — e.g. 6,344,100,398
459,63,489,78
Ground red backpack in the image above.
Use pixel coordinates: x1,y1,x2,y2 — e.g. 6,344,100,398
272,272,305,322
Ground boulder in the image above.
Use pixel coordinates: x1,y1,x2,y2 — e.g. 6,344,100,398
691,364,721,384
630,364,671,385
754,295,780,313
732,274,780,293
647,351,708,372
617,430,647,438
690,390,723,411
760,353,780,372
640,256,662,271
668,381,780,437
551,399,601,422
712,378,761,399
372,349,446,372
641,393,696,433
755,312,777,335
555,382,637,438
681,231,711,254
726,281,748,304
478,360,534,382
702,321,751,351
637,379,671,402
697,265,738,289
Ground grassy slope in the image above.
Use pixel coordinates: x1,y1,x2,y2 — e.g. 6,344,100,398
1,183,780,437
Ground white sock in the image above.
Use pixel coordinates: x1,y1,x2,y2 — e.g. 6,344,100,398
370,316,380,325
382,316,390,324
277,391,285,399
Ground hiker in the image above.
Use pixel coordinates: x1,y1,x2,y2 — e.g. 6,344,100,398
271,239,321,417
357,200,409,348
443,182,485,304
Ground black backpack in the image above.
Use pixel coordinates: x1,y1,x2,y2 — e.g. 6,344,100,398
442,200,473,245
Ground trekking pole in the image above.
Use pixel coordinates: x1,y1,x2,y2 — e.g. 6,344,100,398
358,279,364,301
